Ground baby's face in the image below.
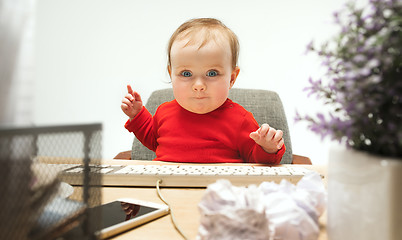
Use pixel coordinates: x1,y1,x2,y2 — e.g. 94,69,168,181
169,38,239,114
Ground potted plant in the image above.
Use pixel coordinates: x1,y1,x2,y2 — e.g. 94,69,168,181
296,0,401,239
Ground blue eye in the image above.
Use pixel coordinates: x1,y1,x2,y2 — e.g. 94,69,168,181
207,70,218,77
181,71,192,77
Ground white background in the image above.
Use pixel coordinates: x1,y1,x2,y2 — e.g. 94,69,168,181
34,0,351,164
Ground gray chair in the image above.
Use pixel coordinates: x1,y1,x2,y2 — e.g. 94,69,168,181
115,88,311,164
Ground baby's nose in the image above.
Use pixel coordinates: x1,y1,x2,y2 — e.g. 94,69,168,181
193,79,206,91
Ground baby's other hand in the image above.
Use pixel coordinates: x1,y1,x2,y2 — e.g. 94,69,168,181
121,85,143,119
249,124,284,154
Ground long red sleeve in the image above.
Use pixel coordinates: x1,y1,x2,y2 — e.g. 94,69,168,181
125,106,158,151
125,99,285,164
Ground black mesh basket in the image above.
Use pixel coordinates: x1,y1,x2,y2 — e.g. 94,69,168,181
0,123,102,240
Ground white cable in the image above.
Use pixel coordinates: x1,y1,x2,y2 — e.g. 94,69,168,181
156,179,190,240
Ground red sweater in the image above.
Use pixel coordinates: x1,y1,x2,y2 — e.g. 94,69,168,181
125,99,285,164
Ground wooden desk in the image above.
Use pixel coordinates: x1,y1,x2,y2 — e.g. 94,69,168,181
81,161,328,240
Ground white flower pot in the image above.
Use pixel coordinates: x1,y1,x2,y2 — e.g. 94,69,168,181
327,146,402,240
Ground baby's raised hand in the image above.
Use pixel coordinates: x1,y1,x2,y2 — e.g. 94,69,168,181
121,85,143,119
249,124,284,154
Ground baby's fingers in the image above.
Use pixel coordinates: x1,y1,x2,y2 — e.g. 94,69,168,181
277,138,284,149
122,98,133,107
126,85,142,103
259,124,270,136
125,93,135,102
273,130,283,142
127,85,134,94
266,127,277,140
133,91,142,103
249,131,261,142
273,130,284,149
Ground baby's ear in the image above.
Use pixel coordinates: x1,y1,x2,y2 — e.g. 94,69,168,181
167,66,172,78
230,67,240,88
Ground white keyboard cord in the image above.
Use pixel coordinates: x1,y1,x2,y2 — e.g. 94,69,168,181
156,179,190,240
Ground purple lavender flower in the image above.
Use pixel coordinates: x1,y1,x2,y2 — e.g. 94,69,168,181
296,0,402,158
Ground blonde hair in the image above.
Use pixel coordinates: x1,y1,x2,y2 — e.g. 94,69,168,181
167,18,239,70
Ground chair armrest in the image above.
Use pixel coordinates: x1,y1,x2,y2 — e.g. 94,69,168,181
292,154,312,165
114,150,132,160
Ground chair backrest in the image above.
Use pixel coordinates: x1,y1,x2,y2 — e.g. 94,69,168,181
132,88,293,163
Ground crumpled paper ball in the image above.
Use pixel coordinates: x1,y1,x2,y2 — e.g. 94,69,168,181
197,172,326,240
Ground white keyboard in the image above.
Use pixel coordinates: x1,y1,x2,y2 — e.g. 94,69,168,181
53,164,316,187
